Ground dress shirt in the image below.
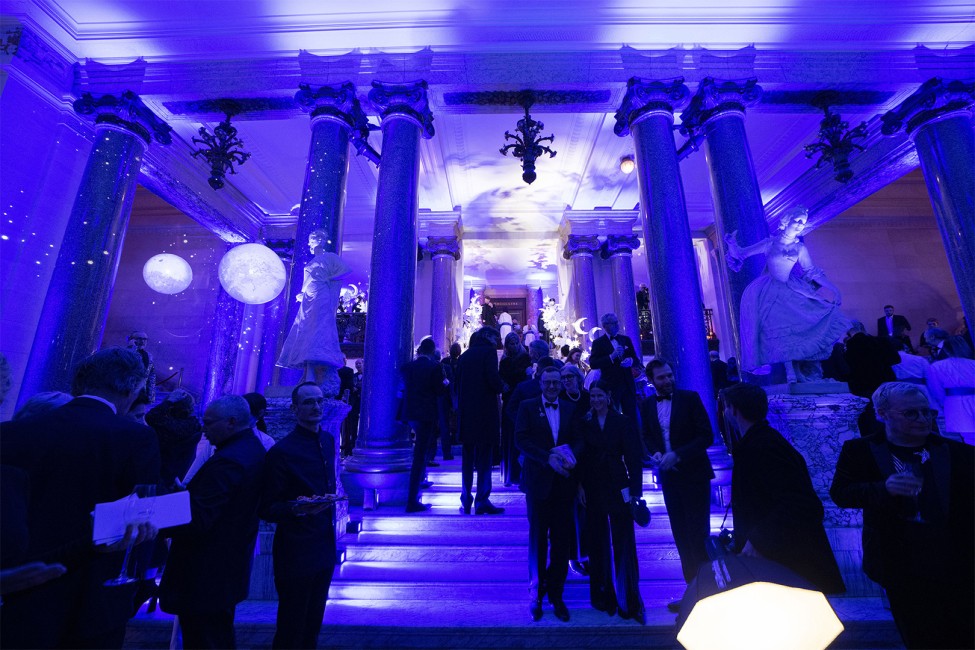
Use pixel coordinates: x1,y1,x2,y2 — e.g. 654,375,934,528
544,401,561,444
885,316,894,335
657,398,673,452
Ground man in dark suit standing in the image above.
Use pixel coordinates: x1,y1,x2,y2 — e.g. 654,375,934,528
456,327,505,515
158,395,266,649
515,366,582,623
401,337,449,512
831,382,973,649
589,313,641,424
260,382,339,649
0,347,161,649
640,359,714,612
722,383,845,595
877,304,913,352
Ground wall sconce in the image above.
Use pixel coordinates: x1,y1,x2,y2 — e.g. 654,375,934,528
619,155,635,174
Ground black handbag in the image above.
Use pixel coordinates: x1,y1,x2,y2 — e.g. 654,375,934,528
630,497,651,527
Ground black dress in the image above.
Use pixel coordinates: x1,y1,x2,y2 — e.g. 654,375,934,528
576,409,645,619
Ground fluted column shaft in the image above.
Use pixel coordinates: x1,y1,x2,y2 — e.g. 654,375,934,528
605,235,642,348
564,235,600,350
615,78,713,421
682,79,767,360
19,92,171,403
883,79,974,329
350,81,435,483
427,237,461,354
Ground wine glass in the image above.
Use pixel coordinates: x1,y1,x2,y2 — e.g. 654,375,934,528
104,484,156,586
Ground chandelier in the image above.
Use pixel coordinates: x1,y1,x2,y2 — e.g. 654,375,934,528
192,100,252,190
499,91,557,185
803,92,868,184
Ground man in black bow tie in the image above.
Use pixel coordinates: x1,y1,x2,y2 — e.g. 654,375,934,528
515,367,582,623
589,313,641,424
641,359,714,612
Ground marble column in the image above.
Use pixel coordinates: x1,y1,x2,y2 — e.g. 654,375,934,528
604,234,642,349
681,78,767,361
426,236,461,355
255,239,294,393
563,234,601,351
345,81,434,505
19,91,171,402
615,78,714,421
202,279,246,406
882,78,975,329
279,82,368,385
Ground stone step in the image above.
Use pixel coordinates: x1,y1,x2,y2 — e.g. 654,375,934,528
342,544,684,564
337,559,685,582
328,579,688,603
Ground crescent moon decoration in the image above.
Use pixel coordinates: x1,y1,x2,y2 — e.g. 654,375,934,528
588,326,604,342
346,284,360,298
573,317,588,335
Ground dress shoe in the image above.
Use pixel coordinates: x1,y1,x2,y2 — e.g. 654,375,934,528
459,497,473,514
405,502,431,513
474,503,505,515
568,559,589,576
530,599,543,622
666,598,682,613
426,461,440,467
551,598,570,622
631,607,646,625
419,480,434,490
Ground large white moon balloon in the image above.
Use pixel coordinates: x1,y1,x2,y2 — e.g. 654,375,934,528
143,253,193,294
217,243,287,304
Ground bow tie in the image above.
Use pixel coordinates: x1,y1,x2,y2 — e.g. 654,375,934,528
656,395,671,403
545,402,559,410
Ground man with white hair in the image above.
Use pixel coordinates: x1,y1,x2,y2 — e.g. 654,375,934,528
831,382,974,649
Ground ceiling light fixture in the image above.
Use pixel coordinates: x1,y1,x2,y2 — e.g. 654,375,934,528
619,154,635,174
500,91,557,185
192,99,252,190
803,91,868,184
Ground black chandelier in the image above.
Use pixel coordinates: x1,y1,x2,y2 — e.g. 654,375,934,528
192,100,252,190
500,91,557,185
803,92,868,184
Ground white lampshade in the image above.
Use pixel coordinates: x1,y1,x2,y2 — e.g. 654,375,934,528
677,582,844,650
217,243,287,304
619,154,636,174
142,253,193,294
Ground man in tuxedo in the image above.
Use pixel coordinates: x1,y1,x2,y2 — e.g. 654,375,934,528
401,337,449,512
640,359,714,612
515,366,582,623
877,304,913,352
260,382,339,649
589,313,641,424
159,395,266,648
0,347,161,649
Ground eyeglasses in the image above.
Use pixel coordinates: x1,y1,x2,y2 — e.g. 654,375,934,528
889,408,937,422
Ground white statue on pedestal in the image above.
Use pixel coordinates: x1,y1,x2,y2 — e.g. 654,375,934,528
725,207,850,382
278,229,351,394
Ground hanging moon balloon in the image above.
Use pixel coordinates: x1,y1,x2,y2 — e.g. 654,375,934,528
573,317,588,335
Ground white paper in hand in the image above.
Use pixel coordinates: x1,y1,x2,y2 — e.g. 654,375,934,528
92,491,191,544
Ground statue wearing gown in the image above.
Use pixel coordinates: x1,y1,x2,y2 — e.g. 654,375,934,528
278,230,351,389
725,207,850,382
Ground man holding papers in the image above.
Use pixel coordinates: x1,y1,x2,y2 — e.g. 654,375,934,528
515,366,583,623
158,395,266,649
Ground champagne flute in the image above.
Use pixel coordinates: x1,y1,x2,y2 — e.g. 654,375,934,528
104,484,156,586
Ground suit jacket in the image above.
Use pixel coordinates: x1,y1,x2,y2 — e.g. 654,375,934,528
843,332,900,398
575,409,643,514
589,333,640,394
401,355,447,422
514,397,581,500
260,426,337,579
456,339,504,445
0,398,160,644
159,430,266,613
733,421,845,594
640,389,715,484
830,433,974,588
877,314,911,338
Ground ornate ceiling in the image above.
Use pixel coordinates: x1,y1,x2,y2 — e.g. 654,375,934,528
4,0,973,287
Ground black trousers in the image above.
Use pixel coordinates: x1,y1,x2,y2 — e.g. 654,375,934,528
586,504,643,617
886,577,974,649
407,419,436,504
526,484,575,601
273,566,334,650
179,607,236,649
461,442,493,508
660,478,711,583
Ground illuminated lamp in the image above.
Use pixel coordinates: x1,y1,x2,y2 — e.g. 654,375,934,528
217,243,286,304
619,154,636,174
142,253,193,294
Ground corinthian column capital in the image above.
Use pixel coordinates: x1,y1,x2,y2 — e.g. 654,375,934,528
679,77,763,136
424,236,461,260
603,234,641,258
73,91,172,146
295,82,370,138
614,77,690,136
563,234,601,260
881,78,975,137
368,80,435,138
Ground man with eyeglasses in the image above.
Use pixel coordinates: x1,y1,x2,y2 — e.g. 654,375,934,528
260,382,339,649
832,381,974,649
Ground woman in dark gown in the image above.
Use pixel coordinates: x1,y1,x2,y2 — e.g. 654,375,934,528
575,381,646,623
